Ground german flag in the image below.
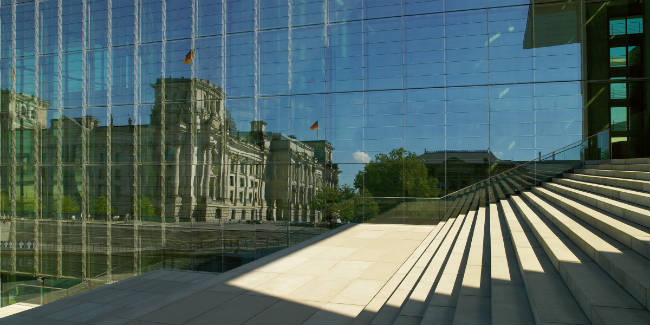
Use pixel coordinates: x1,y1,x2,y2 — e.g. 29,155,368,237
184,50,195,64
310,120,319,130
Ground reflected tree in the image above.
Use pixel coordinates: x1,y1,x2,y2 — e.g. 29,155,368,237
312,185,379,222
60,195,80,215
354,148,440,198
91,196,115,218
138,196,155,218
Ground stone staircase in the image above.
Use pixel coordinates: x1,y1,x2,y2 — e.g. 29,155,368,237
358,158,650,325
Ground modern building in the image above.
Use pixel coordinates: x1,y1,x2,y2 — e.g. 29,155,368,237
524,0,649,158
0,0,648,322
420,150,513,192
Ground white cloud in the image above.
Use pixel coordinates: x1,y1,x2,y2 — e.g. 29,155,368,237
352,151,371,164
484,33,502,46
508,26,515,32
488,33,501,45
508,141,516,151
498,88,510,99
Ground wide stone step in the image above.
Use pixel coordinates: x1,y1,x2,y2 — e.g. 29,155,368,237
567,173,650,193
353,219,452,325
513,172,542,186
523,190,650,309
491,180,507,201
543,182,650,228
554,178,650,208
447,192,474,221
502,174,528,193
586,158,650,166
489,203,534,325
533,187,650,260
452,206,490,325
585,163,650,172
518,167,564,180
417,202,478,325
500,198,589,325
511,194,650,324
496,177,515,197
488,182,499,203
392,198,476,325
578,168,650,182
511,172,535,187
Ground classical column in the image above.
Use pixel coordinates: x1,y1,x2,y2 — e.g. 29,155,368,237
205,148,213,199
199,148,207,197
172,145,181,197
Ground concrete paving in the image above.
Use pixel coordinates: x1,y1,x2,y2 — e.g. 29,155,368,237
0,224,434,325
0,304,38,319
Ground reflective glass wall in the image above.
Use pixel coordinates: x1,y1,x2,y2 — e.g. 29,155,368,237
0,0,648,307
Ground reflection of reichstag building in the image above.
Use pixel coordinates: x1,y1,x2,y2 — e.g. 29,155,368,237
2,78,338,223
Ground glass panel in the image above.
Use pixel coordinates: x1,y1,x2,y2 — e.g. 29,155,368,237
1,0,644,309
628,46,642,68
610,82,627,100
609,17,626,35
627,16,643,34
611,106,627,132
609,47,627,67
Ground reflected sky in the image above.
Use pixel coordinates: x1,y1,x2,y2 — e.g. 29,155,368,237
1,0,583,186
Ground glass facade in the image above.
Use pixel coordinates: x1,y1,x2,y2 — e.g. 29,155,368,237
0,0,648,307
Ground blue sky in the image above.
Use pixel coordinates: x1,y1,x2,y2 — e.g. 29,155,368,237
1,0,584,186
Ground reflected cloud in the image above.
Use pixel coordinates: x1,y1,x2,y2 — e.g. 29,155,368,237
498,88,510,99
352,151,371,164
486,32,501,46
508,141,516,151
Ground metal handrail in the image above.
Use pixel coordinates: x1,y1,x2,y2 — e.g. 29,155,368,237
438,128,610,201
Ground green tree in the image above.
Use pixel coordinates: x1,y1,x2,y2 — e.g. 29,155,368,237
91,196,114,218
1,192,10,211
312,185,379,222
353,189,379,220
16,195,35,215
138,196,155,217
61,195,79,214
354,148,440,198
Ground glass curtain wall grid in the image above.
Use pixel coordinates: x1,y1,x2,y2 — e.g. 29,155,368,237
0,0,648,307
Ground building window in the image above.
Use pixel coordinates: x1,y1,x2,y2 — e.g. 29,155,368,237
609,46,641,68
609,47,626,67
229,176,234,186
610,78,627,100
611,107,628,132
628,46,641,67
610,16,644,36
627,16,643,34
609,18,626,36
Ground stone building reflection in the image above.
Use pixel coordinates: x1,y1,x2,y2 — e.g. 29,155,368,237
13,78,338,224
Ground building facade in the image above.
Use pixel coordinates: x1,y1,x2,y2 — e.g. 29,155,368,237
0,0,647,308
32,78,338,222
